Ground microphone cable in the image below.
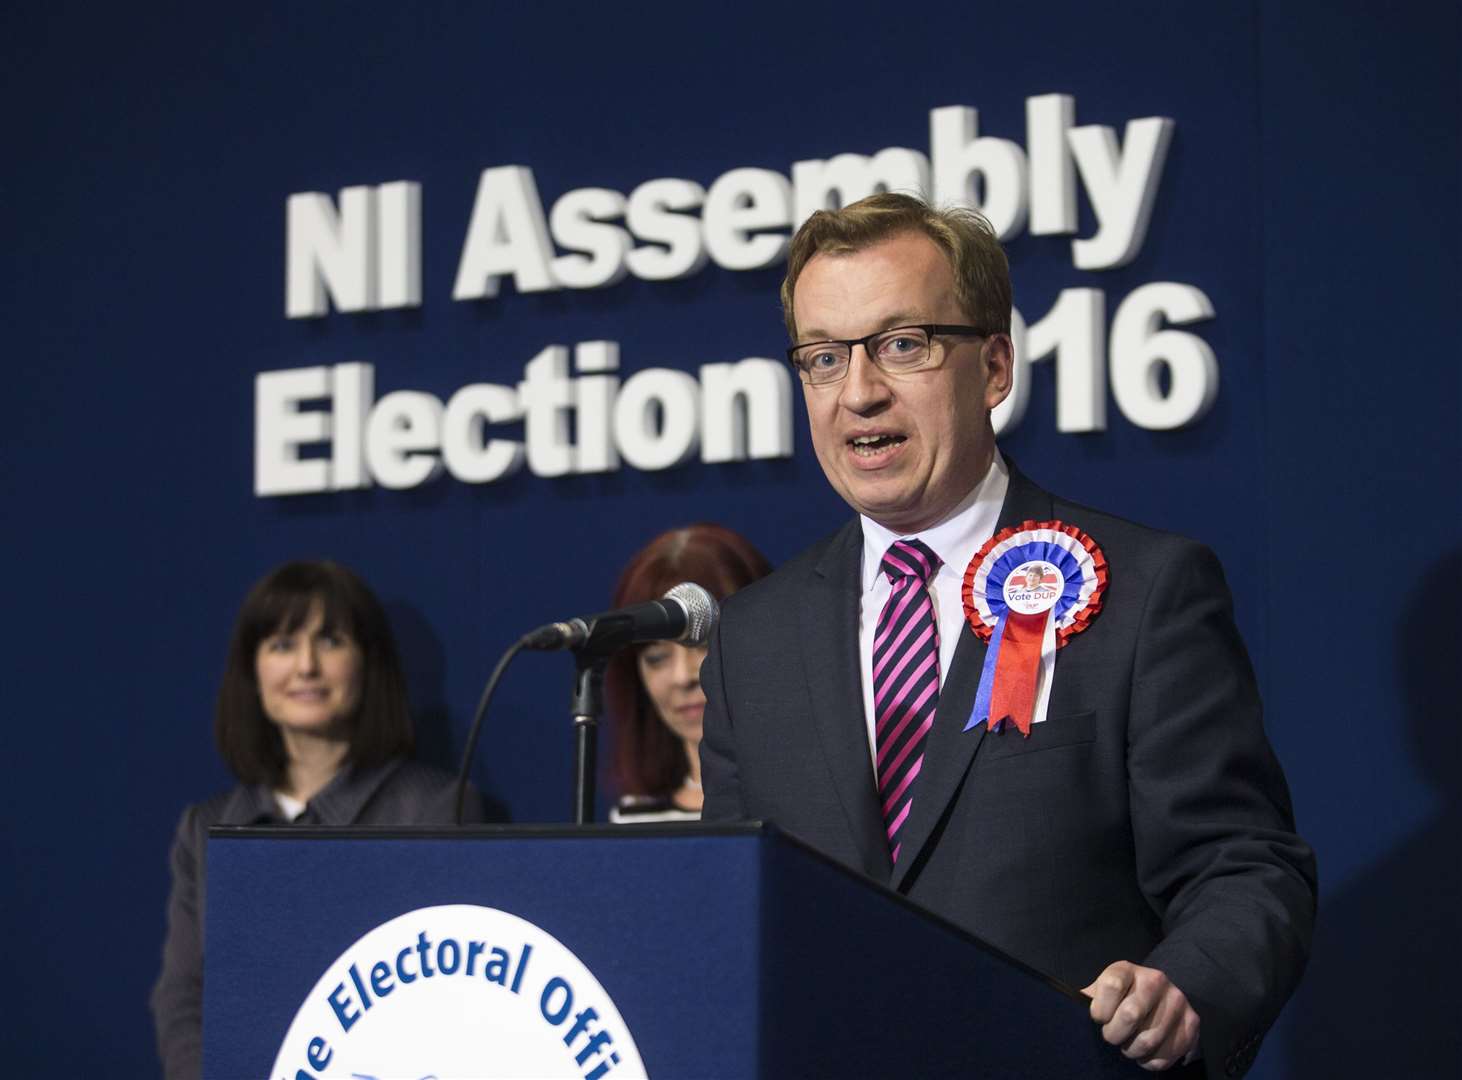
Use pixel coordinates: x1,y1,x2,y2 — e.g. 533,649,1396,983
454,634,530,826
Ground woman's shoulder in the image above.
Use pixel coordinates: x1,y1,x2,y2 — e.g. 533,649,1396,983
167,783,269,862
378,757,453,789
180,784,271,830
357,757,494,825
608,794,702,824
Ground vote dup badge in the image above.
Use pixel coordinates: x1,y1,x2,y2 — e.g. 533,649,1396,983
962,520,1108,735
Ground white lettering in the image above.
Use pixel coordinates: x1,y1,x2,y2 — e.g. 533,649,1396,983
1109,282,1217,430
700,358,793,463
441,384,525,484
930,106,1029,239
285,183,421,317
574,341,620,473
703,168,793,271
1026,288,1107,433
1026,94,1077,236
376,181,422,309
364,391,444,489
624,179,709,281
1068,117,1174,269
549,188,631,290
516,345,576,477
453,166,558,299
255,366,331,495
286,187,377,317
614,368,701,470
331,362,373,490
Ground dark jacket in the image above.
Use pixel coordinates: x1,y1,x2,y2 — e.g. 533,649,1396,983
700,465,1317,1079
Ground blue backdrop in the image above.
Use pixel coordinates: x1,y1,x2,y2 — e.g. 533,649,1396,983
3,1,1457,1075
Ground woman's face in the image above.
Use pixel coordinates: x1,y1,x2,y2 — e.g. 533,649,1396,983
254,603,363,740
636,642,709,748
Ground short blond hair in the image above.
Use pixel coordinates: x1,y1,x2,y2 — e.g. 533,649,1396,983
781,192,1012,341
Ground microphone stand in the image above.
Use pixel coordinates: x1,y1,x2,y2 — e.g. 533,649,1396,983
569,652,608,825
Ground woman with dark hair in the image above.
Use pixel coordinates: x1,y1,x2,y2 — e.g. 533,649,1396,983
606,524,771,823
150,560,486,1080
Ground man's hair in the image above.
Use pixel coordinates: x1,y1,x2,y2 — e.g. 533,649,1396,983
780,192,1012,341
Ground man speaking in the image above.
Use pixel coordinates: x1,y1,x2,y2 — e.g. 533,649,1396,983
699,194,1315,1077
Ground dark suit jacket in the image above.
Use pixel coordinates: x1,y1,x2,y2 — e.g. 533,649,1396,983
701,466,1316,1079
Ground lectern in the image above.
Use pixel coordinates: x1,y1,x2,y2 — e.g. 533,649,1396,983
204,823,1131,1078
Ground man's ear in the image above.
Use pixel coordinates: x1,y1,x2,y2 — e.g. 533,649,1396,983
982,333,1015,410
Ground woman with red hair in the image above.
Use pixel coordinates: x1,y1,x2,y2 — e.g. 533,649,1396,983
605,524,771,822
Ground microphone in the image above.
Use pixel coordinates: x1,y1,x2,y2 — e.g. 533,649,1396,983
523,582,719,655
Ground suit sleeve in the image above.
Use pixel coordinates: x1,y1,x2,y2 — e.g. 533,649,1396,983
699,616,746,824
1126,541,1317,1078
150,806,205,1080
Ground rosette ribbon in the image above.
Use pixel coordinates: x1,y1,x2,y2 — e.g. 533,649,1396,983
961,520,1108,736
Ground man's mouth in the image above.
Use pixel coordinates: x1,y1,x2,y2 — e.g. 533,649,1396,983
849,434,906,457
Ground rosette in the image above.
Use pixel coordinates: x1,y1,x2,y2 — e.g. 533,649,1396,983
961,520,1108,736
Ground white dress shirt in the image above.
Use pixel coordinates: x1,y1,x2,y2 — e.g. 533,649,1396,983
857,451,1009,767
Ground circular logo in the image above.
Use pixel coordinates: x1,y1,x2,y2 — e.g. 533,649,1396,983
272,904,648,1079
1001,560,1062,615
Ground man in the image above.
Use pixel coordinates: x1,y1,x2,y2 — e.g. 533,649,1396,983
699,194,1315,1077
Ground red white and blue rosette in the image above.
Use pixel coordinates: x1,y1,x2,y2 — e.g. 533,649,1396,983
961,520,1108,736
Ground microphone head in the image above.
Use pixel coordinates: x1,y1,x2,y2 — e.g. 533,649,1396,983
664,582,719,647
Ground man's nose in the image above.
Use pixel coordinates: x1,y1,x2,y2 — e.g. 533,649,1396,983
837,346,892,413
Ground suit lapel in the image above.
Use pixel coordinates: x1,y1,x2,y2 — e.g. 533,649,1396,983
799,520,893,882
890,461,1054,891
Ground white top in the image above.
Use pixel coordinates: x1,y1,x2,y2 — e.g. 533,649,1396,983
273,791,307,821
857,451,1009,767
608,796,701,824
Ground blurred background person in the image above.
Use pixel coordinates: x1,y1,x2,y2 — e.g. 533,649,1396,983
605,524,771,823
150,560,488,1080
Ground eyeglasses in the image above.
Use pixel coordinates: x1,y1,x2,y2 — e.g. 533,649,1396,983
786,324,993,386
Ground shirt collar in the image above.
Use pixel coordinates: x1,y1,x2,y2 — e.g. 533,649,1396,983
860,449,1009,592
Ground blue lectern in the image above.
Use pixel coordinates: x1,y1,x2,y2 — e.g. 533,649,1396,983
204,823,1132,1078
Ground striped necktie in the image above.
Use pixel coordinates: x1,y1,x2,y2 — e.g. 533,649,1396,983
872,538,942,864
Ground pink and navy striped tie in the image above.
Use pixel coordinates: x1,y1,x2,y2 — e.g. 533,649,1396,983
873,538,941,865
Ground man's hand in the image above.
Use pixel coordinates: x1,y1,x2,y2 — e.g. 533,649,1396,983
1082,961,1201,1071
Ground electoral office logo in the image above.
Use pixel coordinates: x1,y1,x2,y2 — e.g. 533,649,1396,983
273,904,647,1080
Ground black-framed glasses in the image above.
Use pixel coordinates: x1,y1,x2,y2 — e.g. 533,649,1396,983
786,324,993,386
